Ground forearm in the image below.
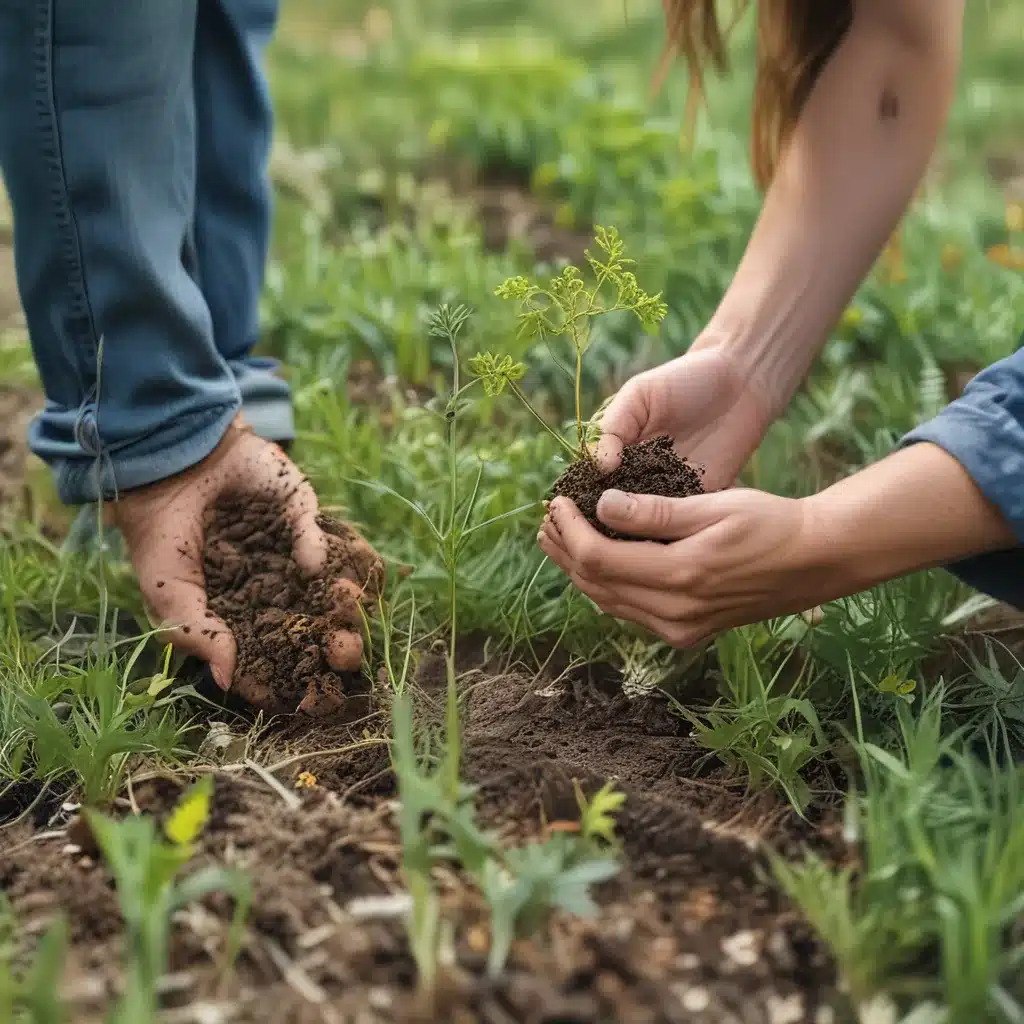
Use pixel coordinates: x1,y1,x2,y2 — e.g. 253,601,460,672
698,4,963,421
800,443,1016,597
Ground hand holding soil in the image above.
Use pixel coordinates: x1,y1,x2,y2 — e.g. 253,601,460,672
540,486,818,647
111,416,384,714
594,346,774,492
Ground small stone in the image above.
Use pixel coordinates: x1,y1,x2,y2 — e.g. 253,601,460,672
767,930,796,970
677,952,701,971
673,984,711,1013
649,935,677,966
767,993,805,1024
368,987,392,1010
721,929,760,967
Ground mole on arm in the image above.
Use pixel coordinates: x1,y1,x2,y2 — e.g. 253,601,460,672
879,87,900,121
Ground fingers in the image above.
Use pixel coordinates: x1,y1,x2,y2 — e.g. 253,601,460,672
545,498,682,586
139,568,238,690
537,528,713,648
594,378,648,475
596,489,716,542
325,629,365,672
286,480,330,577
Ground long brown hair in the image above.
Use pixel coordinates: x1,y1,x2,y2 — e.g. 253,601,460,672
657,1,853,188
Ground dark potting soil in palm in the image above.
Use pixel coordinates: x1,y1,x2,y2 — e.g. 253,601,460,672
551,434,705,540
202,494,384,717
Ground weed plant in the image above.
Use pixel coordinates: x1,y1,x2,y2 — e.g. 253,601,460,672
85,777,250,1022
472,225,667,460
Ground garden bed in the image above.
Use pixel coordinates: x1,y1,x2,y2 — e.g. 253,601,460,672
2,662,843,1024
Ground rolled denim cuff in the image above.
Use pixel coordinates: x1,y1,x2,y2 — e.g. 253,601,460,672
37,398,242,506
899,361,1024,609
231,356,294,443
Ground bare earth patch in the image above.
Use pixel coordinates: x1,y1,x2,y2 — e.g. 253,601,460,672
1,665,847,1023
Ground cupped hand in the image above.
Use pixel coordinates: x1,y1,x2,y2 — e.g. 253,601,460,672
109,415,379,693
595,346,773,491
538,487,831,647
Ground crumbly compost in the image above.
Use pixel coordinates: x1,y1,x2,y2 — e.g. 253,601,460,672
551,434,705,540
202,493,383,716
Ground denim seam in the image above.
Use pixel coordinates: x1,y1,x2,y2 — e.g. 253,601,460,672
33,0,101,391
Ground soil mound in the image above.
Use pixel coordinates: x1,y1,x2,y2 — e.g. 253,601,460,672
551,435,705,540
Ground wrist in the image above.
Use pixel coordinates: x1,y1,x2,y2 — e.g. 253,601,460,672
693,289,833,426
688,324,782,439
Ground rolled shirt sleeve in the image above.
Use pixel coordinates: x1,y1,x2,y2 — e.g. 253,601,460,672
899,345,1024,609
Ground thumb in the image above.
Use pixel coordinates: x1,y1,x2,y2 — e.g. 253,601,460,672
137,550,237,691
594,377,650,475
596,489,717,541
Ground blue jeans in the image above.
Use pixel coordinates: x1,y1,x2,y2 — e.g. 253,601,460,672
0,0,294,513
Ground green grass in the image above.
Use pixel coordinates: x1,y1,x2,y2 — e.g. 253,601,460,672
2,0,1024,1019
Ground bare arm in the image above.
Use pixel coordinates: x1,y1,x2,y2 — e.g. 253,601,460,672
698,0,965,423
802,442,1017,598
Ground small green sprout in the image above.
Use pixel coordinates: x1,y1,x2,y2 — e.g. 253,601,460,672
574,779,627,848
475,226,667,457
85,777,250,1022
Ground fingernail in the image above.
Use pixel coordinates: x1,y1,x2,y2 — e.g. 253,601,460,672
600,489,636,521
211,666,230,691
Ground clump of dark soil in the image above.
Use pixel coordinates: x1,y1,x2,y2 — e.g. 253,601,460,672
202,493,384,717
550,434,705,540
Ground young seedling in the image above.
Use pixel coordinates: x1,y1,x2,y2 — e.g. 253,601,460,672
470,228,705,538
390,687,625,991
84,777,251,1022
471,225,667,459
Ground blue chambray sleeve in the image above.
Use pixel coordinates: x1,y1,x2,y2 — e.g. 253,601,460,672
899,346,1024,609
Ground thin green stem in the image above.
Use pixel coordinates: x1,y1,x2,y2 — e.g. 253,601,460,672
443,320,462,803
574,341,584,453
507,382,577,458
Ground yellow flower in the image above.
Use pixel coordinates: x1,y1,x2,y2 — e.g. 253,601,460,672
531,162,559,191
426,119,451,148
987,243,1024,272
295,771,318,789
940,244,963,272
840,306,864,331
165,777,213,847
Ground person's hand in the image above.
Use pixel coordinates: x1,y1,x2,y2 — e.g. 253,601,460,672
594,345,774,491
538,487,830,647
109,416,381,695
540,442,1023,647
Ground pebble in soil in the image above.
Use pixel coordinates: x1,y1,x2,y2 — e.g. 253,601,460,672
550,434,705,540
202,493,384,717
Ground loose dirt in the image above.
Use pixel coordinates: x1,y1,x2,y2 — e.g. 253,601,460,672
202,494,384,716
551,435,706,540
1,662,847,1023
